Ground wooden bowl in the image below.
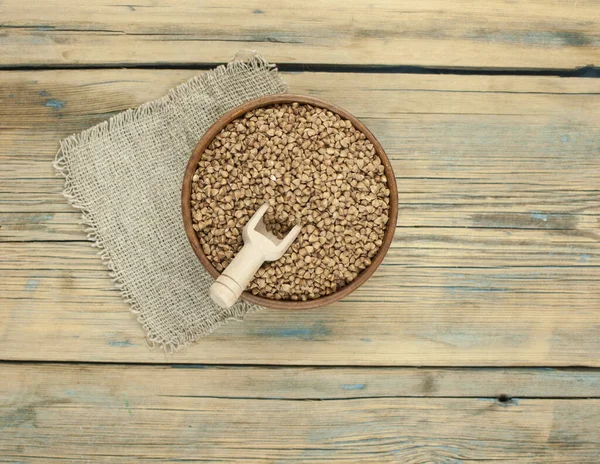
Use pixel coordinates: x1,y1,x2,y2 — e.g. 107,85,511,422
182,94,398,310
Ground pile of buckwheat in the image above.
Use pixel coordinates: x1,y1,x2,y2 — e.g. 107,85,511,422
191,103,390,301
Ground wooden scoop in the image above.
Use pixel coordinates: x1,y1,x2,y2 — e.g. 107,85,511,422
209,203,302,309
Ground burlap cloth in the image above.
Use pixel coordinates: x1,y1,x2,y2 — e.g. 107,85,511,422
54,54,287,350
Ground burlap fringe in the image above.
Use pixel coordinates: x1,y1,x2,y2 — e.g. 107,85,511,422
53,56,278,352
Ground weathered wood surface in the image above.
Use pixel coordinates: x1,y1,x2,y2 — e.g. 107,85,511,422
1,0,599,69
3,364,600,399
1,364,599,462
2,2,600,460
1,70,599,364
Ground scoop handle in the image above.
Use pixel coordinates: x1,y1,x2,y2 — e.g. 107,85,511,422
209,244,265,308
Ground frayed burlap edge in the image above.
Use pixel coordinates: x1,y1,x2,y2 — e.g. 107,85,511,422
53,55,286,351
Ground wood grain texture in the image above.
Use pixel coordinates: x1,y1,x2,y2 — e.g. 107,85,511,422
1,70,599,365
3,2,600,459
1,0,599,69
4,364,600,399
1,364,599,462
2,258,600,364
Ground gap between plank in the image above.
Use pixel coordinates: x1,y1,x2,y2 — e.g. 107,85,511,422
154,395,591,402
2,361,598,401
0,63,598,78
2,359,600,370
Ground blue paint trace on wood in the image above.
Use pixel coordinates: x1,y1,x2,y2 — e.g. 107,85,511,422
361,338,372,343
38,90,49,96
530,211,548,221
45,99,65,110
253,9,264,14
8,93,14,98
255,322,331,340
341,383,366,390
122,393,133,416
23,213,54,223
580,254,590,262
24,279,39,291
108,340,135,347
561,135,570,143
0,407,36,429
64,390,77,396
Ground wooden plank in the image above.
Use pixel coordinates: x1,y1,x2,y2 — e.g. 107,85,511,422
1,70,599,365
3,211,600,242
1,69,599,204
3,364,600,399
1,0,599,69
3,229,599,269
2,174,600,214
1,252,599,365
2,70,600,135
1,364,599,462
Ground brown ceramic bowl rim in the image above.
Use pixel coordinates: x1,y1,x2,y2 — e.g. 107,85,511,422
182,94,398,310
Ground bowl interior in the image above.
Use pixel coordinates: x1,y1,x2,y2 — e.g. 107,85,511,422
182,94,398,309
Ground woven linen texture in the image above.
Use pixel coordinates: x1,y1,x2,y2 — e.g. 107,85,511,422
54,55,287,350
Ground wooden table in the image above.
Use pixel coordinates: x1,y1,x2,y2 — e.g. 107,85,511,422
2,1,600,462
